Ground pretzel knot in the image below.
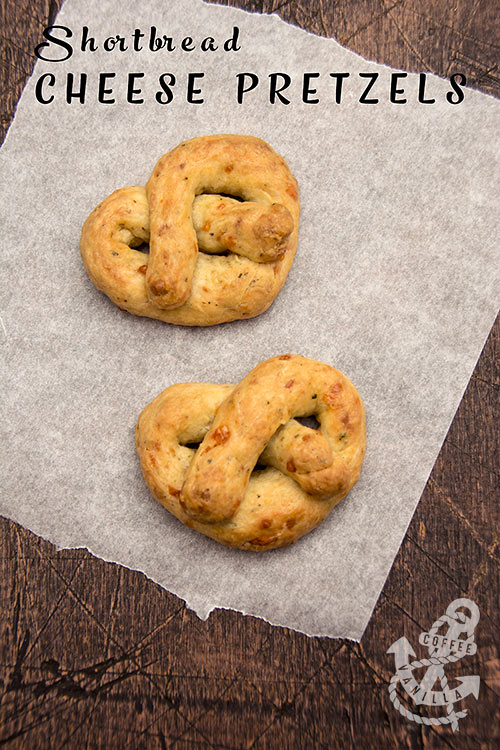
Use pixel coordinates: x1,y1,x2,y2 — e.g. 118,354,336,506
136,355,366,550
81,135,299,326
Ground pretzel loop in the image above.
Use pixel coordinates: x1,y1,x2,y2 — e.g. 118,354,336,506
81,135,299,326
136,355,366,551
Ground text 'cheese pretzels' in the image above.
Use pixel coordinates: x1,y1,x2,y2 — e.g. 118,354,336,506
136,355,366,550
81,135,299,326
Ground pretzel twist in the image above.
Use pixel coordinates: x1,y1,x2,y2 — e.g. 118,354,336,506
81,135,299,326
136,355,366,550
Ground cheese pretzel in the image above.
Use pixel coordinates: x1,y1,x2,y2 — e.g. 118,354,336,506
136,355,366,550
81,135,299,326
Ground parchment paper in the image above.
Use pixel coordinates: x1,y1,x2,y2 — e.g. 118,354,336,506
1,0,498,639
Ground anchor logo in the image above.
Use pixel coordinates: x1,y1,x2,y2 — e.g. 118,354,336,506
386,598,480,731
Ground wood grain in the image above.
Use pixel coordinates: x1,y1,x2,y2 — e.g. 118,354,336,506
1,1,498,747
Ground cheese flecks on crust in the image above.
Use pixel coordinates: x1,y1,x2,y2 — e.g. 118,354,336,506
135,355,366,551
80,135,299,326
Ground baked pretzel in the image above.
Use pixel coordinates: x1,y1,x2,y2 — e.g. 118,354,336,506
136,355,366,550
81,135,299,326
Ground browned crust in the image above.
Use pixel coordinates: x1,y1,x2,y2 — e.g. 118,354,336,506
80,135,299,326
135,355,366,551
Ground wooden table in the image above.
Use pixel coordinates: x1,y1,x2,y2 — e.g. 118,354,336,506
1,1,498,747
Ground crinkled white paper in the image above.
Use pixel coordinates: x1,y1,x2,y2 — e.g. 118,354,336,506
1,0,498,639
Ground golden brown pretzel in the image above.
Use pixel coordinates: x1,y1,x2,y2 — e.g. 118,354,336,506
136,355,366,550
81,135,299,326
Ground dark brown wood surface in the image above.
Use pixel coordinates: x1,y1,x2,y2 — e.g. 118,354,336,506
1,1,498,747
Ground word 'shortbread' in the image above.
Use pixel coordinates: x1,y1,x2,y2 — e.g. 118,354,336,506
136,355,366,550
81,135,299,326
